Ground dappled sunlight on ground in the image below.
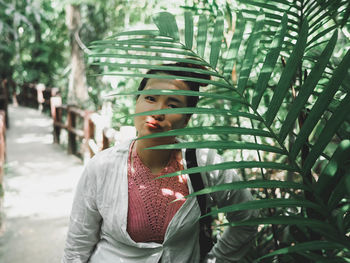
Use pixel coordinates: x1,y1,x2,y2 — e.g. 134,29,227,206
14,133,52,144
0,105,84,263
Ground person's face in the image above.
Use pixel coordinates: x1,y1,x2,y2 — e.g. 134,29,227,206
134,78,190,142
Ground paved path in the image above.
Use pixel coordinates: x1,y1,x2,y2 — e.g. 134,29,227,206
0,105,84,263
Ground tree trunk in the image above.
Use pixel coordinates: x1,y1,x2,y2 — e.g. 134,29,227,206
65,4,88,106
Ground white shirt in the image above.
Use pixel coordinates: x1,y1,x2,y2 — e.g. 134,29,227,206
62,139,257,263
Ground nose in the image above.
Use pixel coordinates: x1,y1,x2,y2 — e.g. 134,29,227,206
152,113,165,121
151,102,166,121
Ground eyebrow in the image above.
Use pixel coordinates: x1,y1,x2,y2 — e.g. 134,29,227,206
168,96,185,105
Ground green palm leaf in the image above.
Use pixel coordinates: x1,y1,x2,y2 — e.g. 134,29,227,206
290,49,350,160
223,12,245,80
278,30,338,143
89,7,350,261
157,161,298,179
209,10,224,68
255,241,345,262
184,11,194,49
129,107,262,120
204,199,325,217
302,93,350,174
251,13,288,110
148,141,286,155
237,11,264,94
134,126,272,139
265,19,309,127
183,179,311,198
153,12,179,41
197,14,207,57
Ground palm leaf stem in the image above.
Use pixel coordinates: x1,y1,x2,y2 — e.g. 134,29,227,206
250,118,280,250
90,62,222,78
108,29,160,39
89,53,209,66
89,44,194,57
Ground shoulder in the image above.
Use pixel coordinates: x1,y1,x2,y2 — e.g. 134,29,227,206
88,139,132,167
83,138,133,179
194,148,242,186
195,148,219,167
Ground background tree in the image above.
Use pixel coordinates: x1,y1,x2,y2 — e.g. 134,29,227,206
65,3,89,105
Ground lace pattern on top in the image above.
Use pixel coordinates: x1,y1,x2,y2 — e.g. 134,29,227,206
127,142,189,243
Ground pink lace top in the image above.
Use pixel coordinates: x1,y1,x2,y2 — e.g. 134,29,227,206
127,143,189,243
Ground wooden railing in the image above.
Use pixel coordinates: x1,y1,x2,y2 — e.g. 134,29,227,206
50,97,131,161
2,80,135,161
0,110,6,193
0,79,9,127
17,83,58,112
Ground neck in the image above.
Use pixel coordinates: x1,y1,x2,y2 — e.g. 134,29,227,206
134,138,174,174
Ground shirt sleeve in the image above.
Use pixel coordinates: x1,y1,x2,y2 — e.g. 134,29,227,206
199,149,258,263
62,161,102,263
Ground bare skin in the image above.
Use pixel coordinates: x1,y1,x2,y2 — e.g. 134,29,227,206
133,78,191,174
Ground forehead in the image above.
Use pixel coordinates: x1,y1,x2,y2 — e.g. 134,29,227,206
144,78,190,91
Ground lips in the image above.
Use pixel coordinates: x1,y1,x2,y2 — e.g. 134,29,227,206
146,120,161,129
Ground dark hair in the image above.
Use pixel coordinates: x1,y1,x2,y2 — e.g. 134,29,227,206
137,61,211,107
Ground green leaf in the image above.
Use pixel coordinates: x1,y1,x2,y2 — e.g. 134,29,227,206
183,180,310,198
252,13,288,110
153,12,179,41
308,25,338,46
184,11,193,49
237,11,264,94
223,12,245,80
129,107,262,120
223,216,334,230
92,36,177,45
92,63,221,78
255,241,345,262
93,73,232,89
204,199,325,217
107,30,160,39
302,93,350,175
316,140,350,204
278,30,338,143
157,161,298,179
265,19,309,127
291,49,350,160
315,140,350,208
147,141,286,154
209,10,224,68
112,89,246,104
340,3,350,27
90,44,194,57
328,176,347,211
197,14,207,57
89,53,209,67
135,126,272,140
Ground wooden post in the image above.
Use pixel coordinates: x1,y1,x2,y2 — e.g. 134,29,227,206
102,128,109,150
67,106,77,155
83,110,94,161
0,79,9,127
50,96,62,144
36,83,45,111
0,110,6,188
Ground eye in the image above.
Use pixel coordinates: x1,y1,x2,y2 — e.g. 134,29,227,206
145,96,156,102
168,104,178,108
